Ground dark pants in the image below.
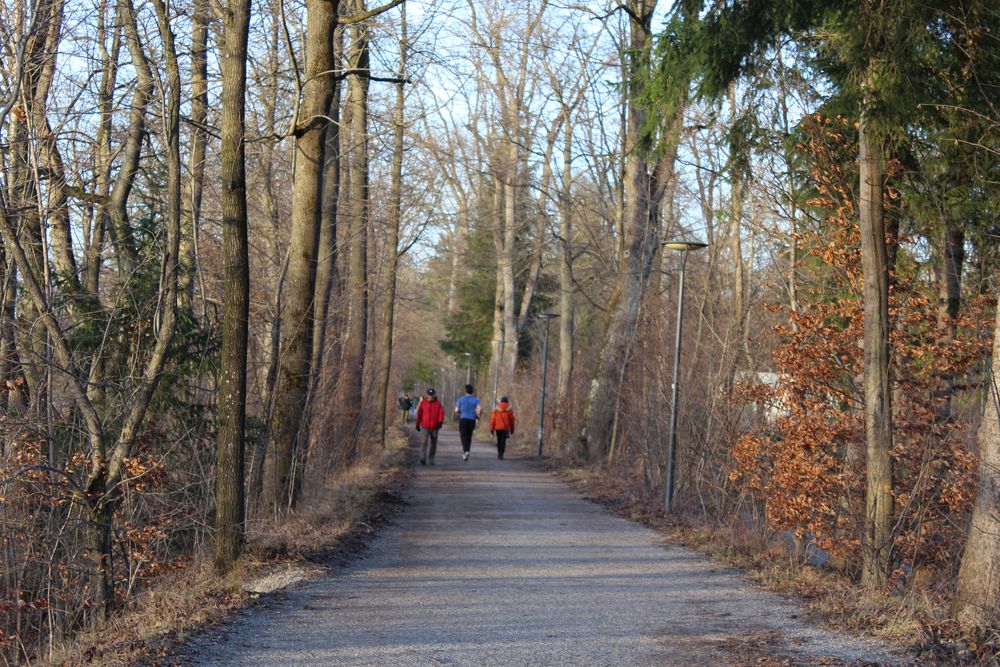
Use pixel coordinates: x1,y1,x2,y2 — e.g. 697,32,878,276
495,430,509,458
420,428,439,461
459,418,476,453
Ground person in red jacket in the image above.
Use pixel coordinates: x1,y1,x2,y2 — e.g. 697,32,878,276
415,387,445,465
489,396,516,460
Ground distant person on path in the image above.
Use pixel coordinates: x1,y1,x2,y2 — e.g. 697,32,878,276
415,388,444,465
454,384,482,462
398,392,413,424
489,396,515,460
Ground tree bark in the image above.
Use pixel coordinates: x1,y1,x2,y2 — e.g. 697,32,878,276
214,0,251,574
953,269,1000,626
182,0,209,313
305,24,343,482
488,176,505,408
935,216,964,423
262,0,339,510
85,0,121,296
375,6,406,443
555,112,574,424
310,60,342,409
105,0,152,277
0,254,26,414
858,110,894,590
336,0,371,452
28,0,84,299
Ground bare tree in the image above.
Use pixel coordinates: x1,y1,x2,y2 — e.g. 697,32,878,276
375,3,407,442
579,0,679,460
182,0,210,311
336,0,372,452
262,0,340,510
214,0,252,573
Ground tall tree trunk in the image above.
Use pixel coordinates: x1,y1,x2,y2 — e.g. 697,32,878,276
488,176,505,407
182,0,209,312
306,24,343,482
858,110,894,590
935,216,965,423
776,45,800,323
953,270,1000,625
337,0,371,453
375,6,406,443
726,86,748,389
256,0,284,421
7,106,45,411
106,0,152,277
214,0,251,574
85,0,121,296
28,0,83,299
310,76,342,400
262,0,338,510
499,134,519,389
0,255,26,415
580,0,669,460
555,114,574,425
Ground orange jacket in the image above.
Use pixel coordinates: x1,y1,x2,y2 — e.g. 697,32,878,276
489,402,515,433
416,397,445,429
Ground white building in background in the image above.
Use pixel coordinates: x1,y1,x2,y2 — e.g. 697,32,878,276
735,371,791,424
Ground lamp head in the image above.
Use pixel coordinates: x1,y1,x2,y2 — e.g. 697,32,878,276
539,312,559,320
663,241,708,252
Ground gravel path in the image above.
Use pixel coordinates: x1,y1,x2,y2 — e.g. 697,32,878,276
187,428,905,666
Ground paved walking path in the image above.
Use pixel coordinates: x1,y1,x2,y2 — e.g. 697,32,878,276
188,427,904,666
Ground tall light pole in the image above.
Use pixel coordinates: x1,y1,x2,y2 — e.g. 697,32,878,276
439,367,447,409
463,352,472,385
536,313,559,460
663,241,707,512
492,335,505,408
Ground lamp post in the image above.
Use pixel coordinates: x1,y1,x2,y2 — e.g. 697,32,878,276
663,241,707,512
463,352,472,385
439,367,447,409
536,313,559,460
492,335,505,408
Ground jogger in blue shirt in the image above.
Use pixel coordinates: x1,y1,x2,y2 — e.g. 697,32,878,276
454,384,482,461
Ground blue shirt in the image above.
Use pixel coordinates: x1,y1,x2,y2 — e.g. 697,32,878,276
455,395,481,420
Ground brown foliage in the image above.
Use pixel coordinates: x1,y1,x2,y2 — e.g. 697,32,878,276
729,115,992,577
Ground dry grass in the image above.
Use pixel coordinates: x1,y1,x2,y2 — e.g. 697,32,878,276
41,431,414,667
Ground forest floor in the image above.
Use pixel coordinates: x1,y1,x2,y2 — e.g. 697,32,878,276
178,426,906,666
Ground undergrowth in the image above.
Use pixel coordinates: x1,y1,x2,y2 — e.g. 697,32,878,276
41,431,413,666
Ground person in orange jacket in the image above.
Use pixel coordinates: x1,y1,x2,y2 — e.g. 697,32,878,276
415,388,445,465
489,396,516,460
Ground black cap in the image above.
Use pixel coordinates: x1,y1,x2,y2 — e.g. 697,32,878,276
427,388,436,396
501,396,509,403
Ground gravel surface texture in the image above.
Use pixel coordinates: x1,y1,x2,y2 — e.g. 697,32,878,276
187,427,906,666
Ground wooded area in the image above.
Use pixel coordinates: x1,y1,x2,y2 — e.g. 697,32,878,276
0,0,998,661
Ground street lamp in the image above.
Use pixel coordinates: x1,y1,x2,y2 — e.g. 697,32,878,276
663,240,707,512
536,313,559,460
439,367,447,408
492,335,505,408
463,352,472,385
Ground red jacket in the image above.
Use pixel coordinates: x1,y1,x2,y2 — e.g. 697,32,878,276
416,397,445,430
490,402,515,433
